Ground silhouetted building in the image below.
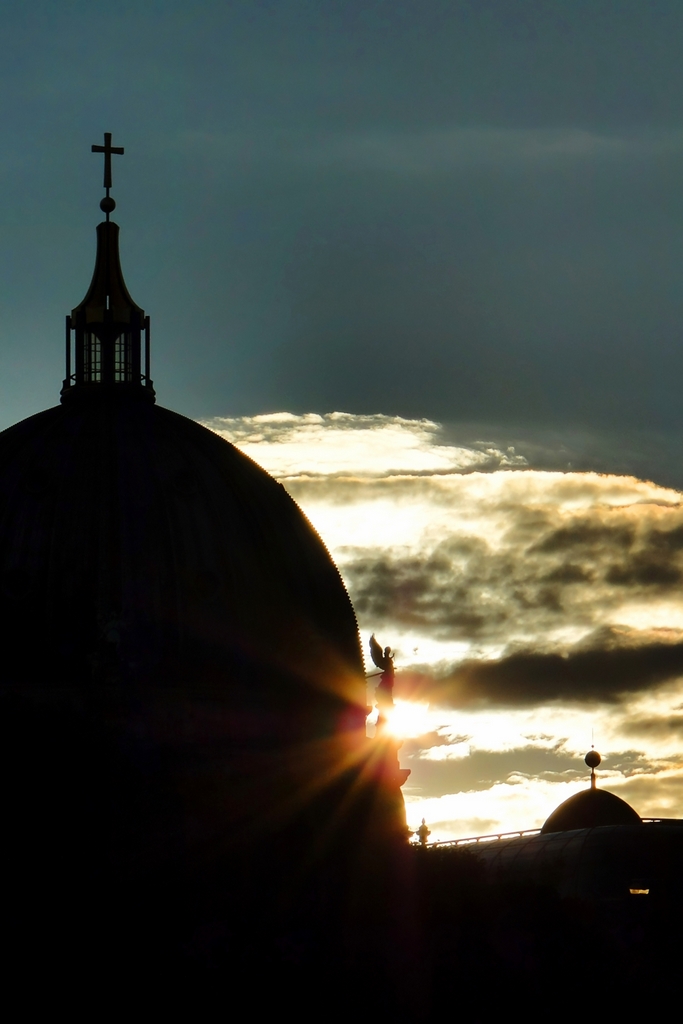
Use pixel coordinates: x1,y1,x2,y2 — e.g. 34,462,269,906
430,750,683,901
9,137,678,1015
415,752,683,1011
0,137,410,998
541,746,643,833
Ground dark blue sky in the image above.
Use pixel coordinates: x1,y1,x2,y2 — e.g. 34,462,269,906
3,1,683,463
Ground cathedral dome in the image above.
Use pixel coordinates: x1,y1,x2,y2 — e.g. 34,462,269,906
0,131,365,729
0,132,411,992
0,397,365,731
0,135,375,882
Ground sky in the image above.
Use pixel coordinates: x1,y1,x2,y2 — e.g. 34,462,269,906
210,412,683,840
3,2,683,837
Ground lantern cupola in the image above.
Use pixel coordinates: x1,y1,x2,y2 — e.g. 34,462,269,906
61,133,154,403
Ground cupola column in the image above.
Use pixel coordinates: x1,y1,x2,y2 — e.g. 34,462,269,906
61,133,154,404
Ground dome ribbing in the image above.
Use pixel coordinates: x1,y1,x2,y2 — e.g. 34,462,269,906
0,398,365,731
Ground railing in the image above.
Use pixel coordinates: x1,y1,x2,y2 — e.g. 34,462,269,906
422,828,542,849
418,816,683,848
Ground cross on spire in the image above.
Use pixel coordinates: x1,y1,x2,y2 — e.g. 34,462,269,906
91,132,124,192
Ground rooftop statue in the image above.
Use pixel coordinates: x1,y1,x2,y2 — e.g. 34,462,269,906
370,633,395,730
415,818,431,846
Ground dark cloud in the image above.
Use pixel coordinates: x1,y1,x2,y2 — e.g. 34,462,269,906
605,558,681,587
541,564,593,585
531,521,635,554
398,629,683,707
608,772,683,819
402,745,585,800
348,543,496,639
600,750,661,775
341,500,683,646
621,714,683,738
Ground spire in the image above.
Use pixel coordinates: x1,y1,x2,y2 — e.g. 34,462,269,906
585,747,601,789
61,133,154,403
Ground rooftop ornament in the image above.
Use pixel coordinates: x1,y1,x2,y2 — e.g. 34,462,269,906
61,133,154,402
585,746,601,789
92,131,124,220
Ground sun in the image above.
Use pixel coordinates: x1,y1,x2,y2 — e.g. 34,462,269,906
383,699,434,740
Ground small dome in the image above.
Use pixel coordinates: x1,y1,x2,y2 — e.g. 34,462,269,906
541,787,641,834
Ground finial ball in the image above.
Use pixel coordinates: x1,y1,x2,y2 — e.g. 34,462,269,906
585,749,601,769
100,196,116,214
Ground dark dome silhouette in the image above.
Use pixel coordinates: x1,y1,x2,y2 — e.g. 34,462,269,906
541,787,642,833
0,195,365,734
0,137,411,998
541,748,641,834
0,399,364,710
0,136,397,889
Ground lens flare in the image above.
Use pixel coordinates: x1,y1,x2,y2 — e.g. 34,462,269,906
384,699,433,739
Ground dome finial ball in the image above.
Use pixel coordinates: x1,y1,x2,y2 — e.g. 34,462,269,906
585,749,601,769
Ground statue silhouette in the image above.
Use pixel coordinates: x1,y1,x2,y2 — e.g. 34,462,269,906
370,634,395,730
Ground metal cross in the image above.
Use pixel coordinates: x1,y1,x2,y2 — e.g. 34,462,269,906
91,132,124,191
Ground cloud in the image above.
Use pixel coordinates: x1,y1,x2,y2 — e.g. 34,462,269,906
531,520,636,553
411,627,683,707
203,412,527,478
403,745,586,800
213,410,683,836
213,410,683,671
607,770,683,819
408,763,683,842
341,504,683,651
621,713,683,738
